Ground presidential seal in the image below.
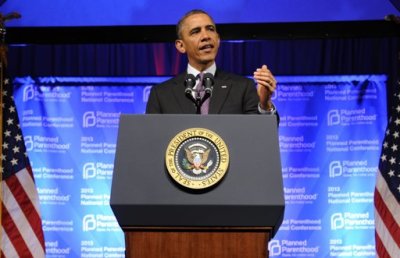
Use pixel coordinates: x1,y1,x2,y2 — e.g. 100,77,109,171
165,128,229,190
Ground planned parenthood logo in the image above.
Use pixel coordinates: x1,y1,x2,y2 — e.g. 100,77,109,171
274,86,315,102
82,162,113,180
279,135,316,153
24,135,70,153
38,187,71,206
82,111,120,128
268,239,319,257
268,240,282,256
82,215,96,231
142,86,152,103
23,85,71,102
329,160,376,178
330,212,374,230
331,213,345,230
329,161,342,177
327,110,340,126
83,112,96,127
327,108,376,126
82,214,119,232
284,187,318,205
23,84,35,101
83,163,96,179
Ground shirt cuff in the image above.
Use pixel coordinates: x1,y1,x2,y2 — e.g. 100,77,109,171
258,102,277,115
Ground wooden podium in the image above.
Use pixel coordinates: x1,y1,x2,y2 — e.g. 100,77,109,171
124,227,271,258
110,115,284,258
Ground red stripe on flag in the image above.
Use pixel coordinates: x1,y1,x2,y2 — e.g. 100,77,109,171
375,231,391,258
374,187,400,248
1,202,32,257
9,167,45,248
4,170,45,250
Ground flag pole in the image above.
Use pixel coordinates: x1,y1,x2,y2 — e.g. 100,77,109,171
0,11,21,252
0,13,6,250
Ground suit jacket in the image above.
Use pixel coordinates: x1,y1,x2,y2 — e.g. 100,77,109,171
146,70,259,114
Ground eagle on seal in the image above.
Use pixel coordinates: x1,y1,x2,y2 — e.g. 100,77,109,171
184,148,212,174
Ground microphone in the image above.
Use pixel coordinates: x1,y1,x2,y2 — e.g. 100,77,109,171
184,74,197,105
202,73,214,96
184,74,196,95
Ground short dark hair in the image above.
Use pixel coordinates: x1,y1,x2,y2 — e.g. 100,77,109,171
176,9,216,39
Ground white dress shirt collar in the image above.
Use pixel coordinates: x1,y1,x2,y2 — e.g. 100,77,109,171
187,63,217,77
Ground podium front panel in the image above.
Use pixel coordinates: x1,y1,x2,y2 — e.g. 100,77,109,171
110,114,284,235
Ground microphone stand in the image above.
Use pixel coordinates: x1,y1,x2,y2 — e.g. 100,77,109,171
184,74,200,112
195,93,201,114
184,73,213,114
187,89,211,114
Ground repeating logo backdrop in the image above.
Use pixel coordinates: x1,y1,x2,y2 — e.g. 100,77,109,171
13,75,386,257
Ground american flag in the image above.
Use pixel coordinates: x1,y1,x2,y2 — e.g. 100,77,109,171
374,92,400,257
1,75,45,257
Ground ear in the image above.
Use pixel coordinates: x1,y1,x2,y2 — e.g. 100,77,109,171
175,39,186,54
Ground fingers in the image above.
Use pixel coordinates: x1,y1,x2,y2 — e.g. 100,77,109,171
253,64,277,92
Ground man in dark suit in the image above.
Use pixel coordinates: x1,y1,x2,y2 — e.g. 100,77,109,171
146,9,277,115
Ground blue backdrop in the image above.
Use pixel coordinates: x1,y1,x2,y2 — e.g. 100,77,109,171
2,0,397,27
13,74,386,257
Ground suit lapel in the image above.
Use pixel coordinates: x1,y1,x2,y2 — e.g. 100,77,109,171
171,74,197,114
209,71,231,114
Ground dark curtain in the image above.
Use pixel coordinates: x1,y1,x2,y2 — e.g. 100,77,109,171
7,37,400,110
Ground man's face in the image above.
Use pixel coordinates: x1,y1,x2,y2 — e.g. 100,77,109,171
175,13,220,71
